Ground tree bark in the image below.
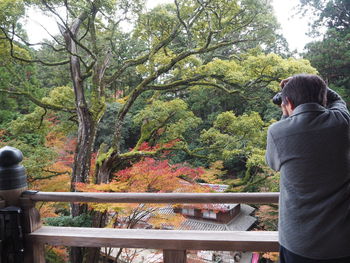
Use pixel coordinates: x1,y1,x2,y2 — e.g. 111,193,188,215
84,210,108,263
60,11,97,263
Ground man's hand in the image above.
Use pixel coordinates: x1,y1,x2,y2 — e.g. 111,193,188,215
279,77,293,117
281,102,289,117
280,77,292,89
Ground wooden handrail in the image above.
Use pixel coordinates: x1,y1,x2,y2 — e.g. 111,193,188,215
22,191,279,204
20,191,280,263
29,226,279,251
0,147,280,263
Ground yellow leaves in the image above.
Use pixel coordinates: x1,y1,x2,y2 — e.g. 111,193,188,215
242,53,317,90
41,86,75,109
45,131,66,149
75,181,128,193
32,172,71,192
199,58,242,80
201,111,267,158
262,252,279,261
0,38,30,64
0,0,24,22
133,99,201,145
200,161,226,184
116,95,129,104
9,107,48,135
148,210,184,229
39,203,60,218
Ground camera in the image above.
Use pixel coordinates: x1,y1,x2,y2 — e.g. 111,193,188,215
272,92,282,106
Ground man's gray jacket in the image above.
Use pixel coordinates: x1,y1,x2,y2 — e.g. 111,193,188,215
266,89,350,259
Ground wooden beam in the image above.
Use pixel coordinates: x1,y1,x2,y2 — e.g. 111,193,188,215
20,197,41,233
28,226,279,252
23,192,279,204
164,250,187,263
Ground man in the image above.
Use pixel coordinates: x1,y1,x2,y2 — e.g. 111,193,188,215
265,74,350,262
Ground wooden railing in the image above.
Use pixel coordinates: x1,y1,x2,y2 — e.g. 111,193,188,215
19,191,280,263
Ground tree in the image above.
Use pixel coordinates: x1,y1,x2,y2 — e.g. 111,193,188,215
0,0,282,200
0,1,317,261
301,0,350,100
75,156,206,262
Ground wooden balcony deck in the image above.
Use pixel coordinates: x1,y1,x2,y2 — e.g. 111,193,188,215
20,191,280,263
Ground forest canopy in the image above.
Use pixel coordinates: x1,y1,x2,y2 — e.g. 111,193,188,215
0,0,347,262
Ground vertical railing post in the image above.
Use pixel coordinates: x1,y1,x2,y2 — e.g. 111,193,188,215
0,146,28,206
0,146,44,263
20,192,43,263
163,249,187,263
0,146,28,263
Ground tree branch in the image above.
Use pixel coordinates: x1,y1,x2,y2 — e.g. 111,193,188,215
30,170,71,181
0,88,75,113
0,26,70,66
106,24,181,85
42,0,97,61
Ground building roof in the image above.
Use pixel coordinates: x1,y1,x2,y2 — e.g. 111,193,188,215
157,204,256,231
198,183,229,192
181,203,240,211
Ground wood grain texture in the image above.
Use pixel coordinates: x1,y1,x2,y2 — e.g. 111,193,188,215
32,243,45,263
24,238,45,263
23,192,279,204
163,250,187,263
20,197,41,233
28,226,279,252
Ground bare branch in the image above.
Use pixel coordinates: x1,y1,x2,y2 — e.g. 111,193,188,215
38,108,48,129
0,26,70,66
119,142,208,162
106,24,181,85
189,81,240,94
31,170,71,181
42,0,97,60
145,75,205,90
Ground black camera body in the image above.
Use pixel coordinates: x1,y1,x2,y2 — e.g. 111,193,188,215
272,92,282,106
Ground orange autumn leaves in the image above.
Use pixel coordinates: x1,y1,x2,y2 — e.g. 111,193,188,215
76,157,208,193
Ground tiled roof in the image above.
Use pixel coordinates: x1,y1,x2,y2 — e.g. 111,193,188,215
181,203,239,211
198,183,229,192
156,203,256,231
180,219,227,231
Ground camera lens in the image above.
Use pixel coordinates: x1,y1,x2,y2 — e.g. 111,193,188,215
272,92,282,105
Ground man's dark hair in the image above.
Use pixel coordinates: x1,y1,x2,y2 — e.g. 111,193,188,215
282,74,327,108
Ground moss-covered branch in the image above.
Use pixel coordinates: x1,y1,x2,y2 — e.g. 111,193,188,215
0,88,75,113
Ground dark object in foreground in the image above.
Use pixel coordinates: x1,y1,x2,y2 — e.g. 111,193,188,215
0,206,24,263
272,92,282,105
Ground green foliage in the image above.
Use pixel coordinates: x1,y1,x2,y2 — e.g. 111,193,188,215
0,0,24,27
0,0,321,201
133,99,202,147
187,52,317,120
0,136,57,181
302,0,350,101
200,111,268,162
45,249,66,263
305,30,350,95
8,107,49,137
199,111,277,190
44,213,93,227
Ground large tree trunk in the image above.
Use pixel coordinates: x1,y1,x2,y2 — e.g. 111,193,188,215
60,14,97,263
84,150,119,263
84,210,108,263
71,108,96,216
